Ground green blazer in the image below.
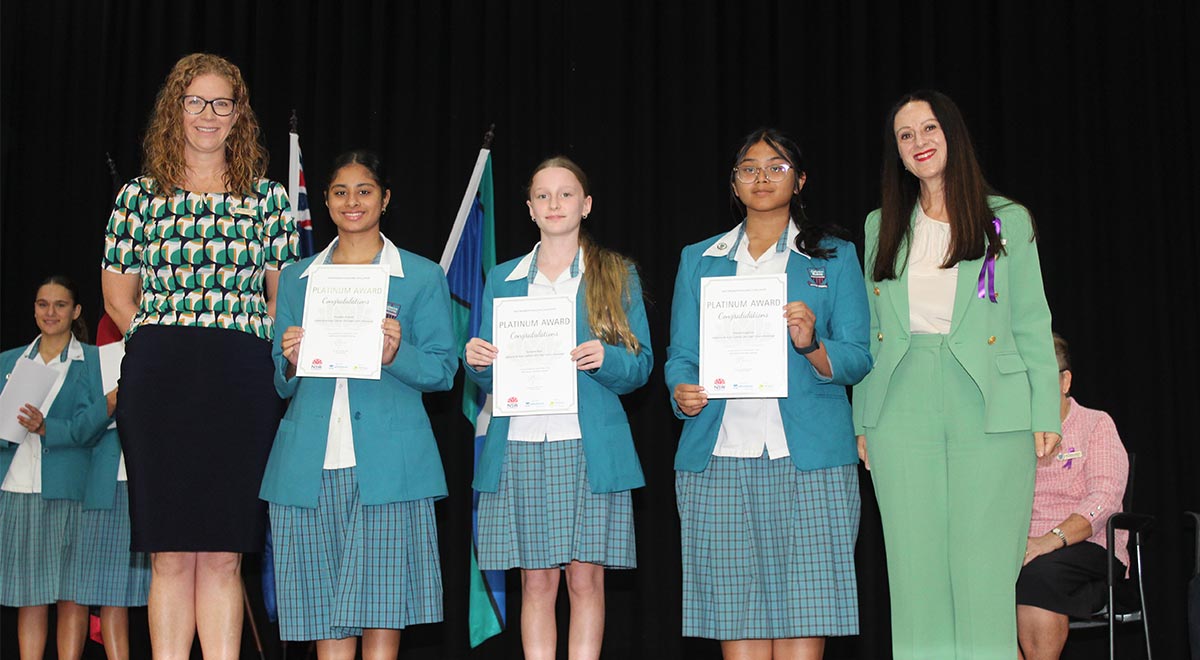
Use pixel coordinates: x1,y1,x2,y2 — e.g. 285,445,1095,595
852,197,1060,436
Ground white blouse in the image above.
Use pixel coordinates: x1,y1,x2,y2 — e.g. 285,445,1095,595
506,244,585,443
907,205,958,335
303,235,407,470
710,222,797,460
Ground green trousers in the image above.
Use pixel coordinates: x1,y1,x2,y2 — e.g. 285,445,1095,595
866,334,1035,660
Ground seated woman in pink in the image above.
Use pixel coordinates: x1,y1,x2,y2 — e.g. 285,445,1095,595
1016,333,1129,660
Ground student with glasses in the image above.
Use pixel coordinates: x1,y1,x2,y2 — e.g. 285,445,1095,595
666,128,871,659
101,53,299,660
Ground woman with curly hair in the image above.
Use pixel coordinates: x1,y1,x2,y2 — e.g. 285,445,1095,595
100,53,298,659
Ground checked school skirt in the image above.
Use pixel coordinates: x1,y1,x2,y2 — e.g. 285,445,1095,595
0,492,81,607
269,467,442,641
676,454,860,640
73,482,151,607
478,438,636,570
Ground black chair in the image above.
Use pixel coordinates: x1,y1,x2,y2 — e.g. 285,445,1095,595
1067,452,1153,660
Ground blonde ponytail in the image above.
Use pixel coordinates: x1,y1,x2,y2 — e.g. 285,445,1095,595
581,231,641,354
528,156,643,354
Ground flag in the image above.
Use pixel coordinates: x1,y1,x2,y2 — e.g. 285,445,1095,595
440,146,503,647
289,130,316,258
259,126,314,625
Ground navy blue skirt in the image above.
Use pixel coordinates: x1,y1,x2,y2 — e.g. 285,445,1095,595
116,325,283,552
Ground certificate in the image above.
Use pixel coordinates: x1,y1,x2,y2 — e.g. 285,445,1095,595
492,295,578,416
297,264,390,379
98,342,124,393
0,358,59,443
699,274,788,398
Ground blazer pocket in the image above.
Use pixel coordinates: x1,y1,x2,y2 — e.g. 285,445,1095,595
274,418,296,441
995,353,1028,375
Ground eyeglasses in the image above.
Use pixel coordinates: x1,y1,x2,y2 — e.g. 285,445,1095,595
732,163,793,184
180,95,236,117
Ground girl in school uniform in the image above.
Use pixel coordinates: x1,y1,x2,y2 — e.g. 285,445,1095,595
464,156,653,660
72,319,151,660
0,275,115,660
665,129,872,660
261,150,457,660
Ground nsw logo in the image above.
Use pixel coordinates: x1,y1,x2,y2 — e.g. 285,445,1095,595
310,358,323,370
506,396,519,409
711,377,726,392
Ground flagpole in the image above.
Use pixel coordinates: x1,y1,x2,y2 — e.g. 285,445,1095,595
440,125,497,273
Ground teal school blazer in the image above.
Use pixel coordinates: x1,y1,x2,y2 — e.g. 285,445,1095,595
665,233,872,473
0,342,109,501
464,257,653,494
259,247,458,508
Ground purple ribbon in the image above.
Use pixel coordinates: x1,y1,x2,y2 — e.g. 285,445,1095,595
976,217,1001,302
1062,447,1076,470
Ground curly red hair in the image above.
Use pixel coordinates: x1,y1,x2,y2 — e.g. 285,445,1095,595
142,53,267,197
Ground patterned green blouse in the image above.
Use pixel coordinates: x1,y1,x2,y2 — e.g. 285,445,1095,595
102,177,299,341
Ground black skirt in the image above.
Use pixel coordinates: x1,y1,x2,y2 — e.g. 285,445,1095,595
1016,541,1126,618
116,325,283,553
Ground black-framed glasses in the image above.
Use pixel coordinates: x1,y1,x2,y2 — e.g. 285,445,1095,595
732,163,792,184
180,95,236,117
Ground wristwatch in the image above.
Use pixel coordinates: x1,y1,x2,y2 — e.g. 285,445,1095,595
1050,527,1068,547
797,333,820,355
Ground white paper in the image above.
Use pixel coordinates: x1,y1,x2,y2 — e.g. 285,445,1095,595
0,359,60,443
297,264,390,379
699,274,789,399
98,342,125,393
492,295,578,417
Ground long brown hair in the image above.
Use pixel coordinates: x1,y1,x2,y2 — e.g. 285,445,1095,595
528,157,642,354
142,53,267,197
874,90,1007,281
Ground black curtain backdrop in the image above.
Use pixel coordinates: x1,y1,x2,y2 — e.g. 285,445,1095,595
2,1,1197,658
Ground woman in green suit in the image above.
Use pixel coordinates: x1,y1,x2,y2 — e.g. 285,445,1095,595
853,90,1061,660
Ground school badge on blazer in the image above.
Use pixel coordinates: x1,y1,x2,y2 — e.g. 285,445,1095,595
808,268,827,288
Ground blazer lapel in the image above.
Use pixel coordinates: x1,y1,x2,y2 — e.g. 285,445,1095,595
576,277,589,343
883,207,919,331
949,256,981,336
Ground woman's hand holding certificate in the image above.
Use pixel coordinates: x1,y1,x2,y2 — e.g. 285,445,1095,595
492,295,578,417
296,264,390,379
699,274,789,398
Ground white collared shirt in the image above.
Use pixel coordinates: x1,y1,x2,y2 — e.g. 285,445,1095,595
907,205,957,335
298,235,405,469
2,336,85,493
507,243,585,443
705,222,800,460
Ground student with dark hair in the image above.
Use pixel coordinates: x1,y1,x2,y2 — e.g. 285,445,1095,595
263,150,456,659
666,129,871,659
854,90,1060,660
0,275,115,660
465,156,652,660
